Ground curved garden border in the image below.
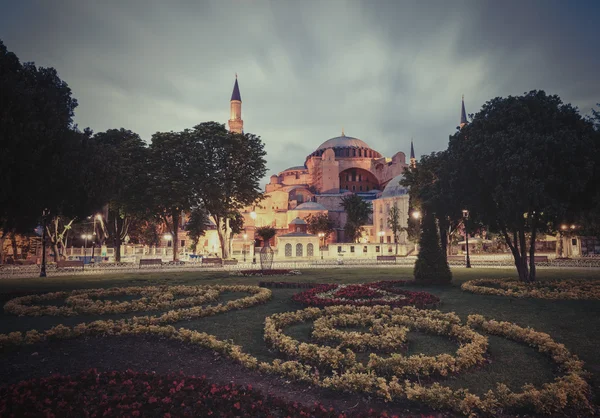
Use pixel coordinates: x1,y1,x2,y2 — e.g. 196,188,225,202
292,281,440,308
461,278,600,300
0,285,594,416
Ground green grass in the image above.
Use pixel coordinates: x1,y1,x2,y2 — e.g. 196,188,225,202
1,267,599,406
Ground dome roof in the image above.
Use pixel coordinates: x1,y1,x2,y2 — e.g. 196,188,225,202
307,133,382,160
289,217,307,225
316,135,371,151
295,202,327,211
381,175,409,198
282,165,306,172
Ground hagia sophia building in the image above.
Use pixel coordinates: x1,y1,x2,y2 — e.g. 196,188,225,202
226,76,415,258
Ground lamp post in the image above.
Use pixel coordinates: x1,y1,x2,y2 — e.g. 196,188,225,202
40,208,49,278
318,232,325,259
81,234,92,263
249,211,257,264
243,233,247,262
462,209,471,268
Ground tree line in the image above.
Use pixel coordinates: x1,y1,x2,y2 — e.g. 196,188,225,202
0,40,266,263
403,91,600,282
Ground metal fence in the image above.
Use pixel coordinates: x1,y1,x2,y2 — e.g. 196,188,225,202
2,255,600,279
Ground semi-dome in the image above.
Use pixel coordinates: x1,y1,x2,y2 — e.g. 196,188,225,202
381,174,409,198
282,165,306,172
295,202,327,211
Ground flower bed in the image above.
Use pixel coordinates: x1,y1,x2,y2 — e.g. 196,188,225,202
3,286,221,317
292,281,440,308
0,369,394,418
259,281,319,289
0,282,595,416
461,278,600,300
265,305,487,377
231,269,302,277
3,285,271,321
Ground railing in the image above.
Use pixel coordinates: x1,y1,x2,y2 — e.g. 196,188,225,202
3,255,600,279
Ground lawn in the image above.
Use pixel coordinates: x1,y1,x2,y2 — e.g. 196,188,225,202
0,267,599,417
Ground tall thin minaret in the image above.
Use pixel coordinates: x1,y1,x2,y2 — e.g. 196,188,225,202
460,94,468,129
410,138,416,168
228,74,243,133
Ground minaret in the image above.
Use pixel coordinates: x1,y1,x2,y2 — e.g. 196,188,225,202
228,74,243,133
410,139,416,168
460,94,468,129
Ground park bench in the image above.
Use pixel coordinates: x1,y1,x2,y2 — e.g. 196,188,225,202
57,260,85,271
202,257,223,266
139,259,163,269
529,255,549,264
223,259,238,265
447,255,466,263
376,255,397,264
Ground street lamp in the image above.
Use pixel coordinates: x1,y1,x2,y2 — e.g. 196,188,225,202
462,209,471,268
243,233,248,262
412,211,421,220
81,234,92,260
378,230,385,243
318,232,325,259
40,208,49,278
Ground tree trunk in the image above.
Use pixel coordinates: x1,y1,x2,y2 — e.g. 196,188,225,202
172,210,180,262
528,214,538,282
438,216,448,260
10,232,18,261
0,232,6,264
52,243,60,263
215,216,231,259
501,226,529,283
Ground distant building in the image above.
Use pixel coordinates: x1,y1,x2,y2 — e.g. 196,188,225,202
224,76,413,256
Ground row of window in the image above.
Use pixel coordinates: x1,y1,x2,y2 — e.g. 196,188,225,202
337,245,396,253
341,185,371,192
284,243,314,257
312,148,378,158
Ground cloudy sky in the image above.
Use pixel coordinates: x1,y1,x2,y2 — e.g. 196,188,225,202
2,0,599,183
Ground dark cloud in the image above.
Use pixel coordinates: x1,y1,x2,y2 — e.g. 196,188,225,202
2,0,598,185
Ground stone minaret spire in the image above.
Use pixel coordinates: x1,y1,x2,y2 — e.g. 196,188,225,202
228,74,243,133
410,138,416,168
460,94,468,129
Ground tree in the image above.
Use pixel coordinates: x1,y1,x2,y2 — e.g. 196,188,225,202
92,128,148,262
148,131,192,261
340,194,371,242
304,213,335,241
401,152,462,258
255,226,276,247
447,91,598,282
185,207,209,253
0,40,106,263
186,122,266,259
387,203,402,254
414,209,452,284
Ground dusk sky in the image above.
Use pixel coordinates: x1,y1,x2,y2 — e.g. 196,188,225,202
2,0,599,184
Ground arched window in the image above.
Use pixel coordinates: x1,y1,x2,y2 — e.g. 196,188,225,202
352,149,356,157
307,243,314,257
296,243,303,257
285,243,292,257
359,149,362,157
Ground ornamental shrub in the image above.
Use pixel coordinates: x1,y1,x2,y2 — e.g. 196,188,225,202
414,210,452,285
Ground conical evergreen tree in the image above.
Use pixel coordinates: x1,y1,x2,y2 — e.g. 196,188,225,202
414,210,452,284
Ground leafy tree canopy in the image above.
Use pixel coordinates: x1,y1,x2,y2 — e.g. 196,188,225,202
447,90,598,281
340,194,371,242
304,213,335,240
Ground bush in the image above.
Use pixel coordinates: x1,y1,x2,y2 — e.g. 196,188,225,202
414,211,452,284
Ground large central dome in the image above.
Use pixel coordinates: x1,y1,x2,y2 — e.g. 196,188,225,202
316,135,371,151
307,133,382,159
